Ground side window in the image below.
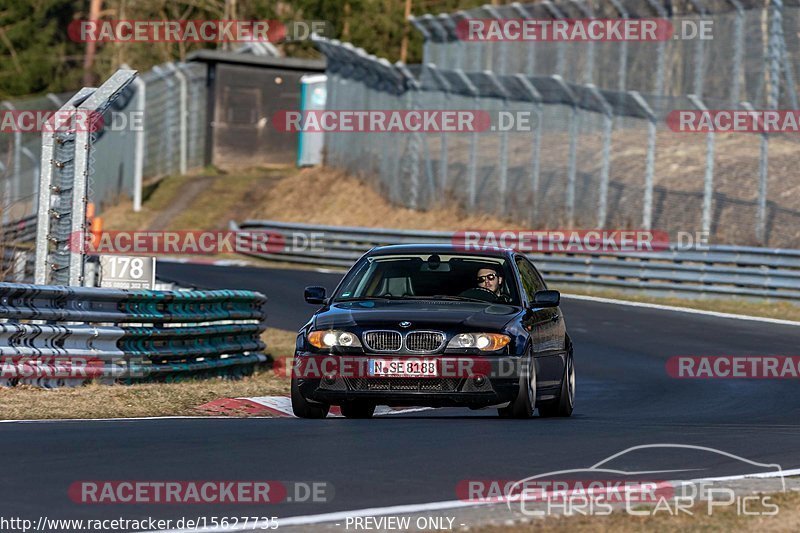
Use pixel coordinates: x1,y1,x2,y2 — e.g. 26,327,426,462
515,256,543,302
527,258,548,291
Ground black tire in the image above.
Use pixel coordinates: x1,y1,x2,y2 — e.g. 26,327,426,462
291,377,329,419
340,401,376,419
538,342,575,418
498,352,536,419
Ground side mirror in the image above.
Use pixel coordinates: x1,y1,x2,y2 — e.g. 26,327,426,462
533,290,560,307
304,286,327,305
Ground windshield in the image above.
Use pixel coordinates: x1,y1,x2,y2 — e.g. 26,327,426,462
333,254,520,305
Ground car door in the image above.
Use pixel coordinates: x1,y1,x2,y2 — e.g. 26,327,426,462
515,255,563,388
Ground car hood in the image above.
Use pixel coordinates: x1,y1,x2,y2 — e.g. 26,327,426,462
313,299,521,331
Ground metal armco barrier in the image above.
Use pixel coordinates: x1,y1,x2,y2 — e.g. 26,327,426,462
231,220,800,301
0,284,268,387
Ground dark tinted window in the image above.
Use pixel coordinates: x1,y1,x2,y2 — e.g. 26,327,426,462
515,256,545,302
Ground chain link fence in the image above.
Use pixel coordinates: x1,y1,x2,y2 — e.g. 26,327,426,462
314,32,800,248
411,0,799,108
0,61,207,225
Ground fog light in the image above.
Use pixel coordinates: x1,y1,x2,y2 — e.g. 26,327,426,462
474,375,486,387
323,374,336,385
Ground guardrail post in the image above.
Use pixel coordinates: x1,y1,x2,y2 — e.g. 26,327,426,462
69,69,137,286
35,88,95,285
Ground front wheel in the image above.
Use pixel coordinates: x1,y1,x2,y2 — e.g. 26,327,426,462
498,352,536,419
291,377,330,419
538,344,575,418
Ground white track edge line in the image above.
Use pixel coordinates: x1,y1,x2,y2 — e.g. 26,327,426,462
146,467,800,533
562,293,800,327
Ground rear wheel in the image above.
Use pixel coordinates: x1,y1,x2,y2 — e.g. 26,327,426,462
498,352,536,419
291,377,330,419
538,342,575,418
340,401,376,419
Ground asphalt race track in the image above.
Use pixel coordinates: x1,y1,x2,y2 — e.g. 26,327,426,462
3,261,800,529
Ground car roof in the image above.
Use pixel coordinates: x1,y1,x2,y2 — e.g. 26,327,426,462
365,244,514,259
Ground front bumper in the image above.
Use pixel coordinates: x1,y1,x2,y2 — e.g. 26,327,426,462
293,352,522,407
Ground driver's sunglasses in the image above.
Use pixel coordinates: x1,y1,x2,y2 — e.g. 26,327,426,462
476,274,497,283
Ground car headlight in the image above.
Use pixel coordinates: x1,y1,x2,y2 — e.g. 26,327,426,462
308,330,362,349
447,333,510,351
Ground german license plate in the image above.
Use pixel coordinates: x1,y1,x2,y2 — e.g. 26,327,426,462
368,358,438,377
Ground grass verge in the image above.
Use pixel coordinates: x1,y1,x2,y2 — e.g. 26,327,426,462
0,328,295,420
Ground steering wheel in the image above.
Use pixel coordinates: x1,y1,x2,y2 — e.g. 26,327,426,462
458,287,501,303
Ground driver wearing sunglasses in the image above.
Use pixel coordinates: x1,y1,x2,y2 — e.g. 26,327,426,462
476,266,504,297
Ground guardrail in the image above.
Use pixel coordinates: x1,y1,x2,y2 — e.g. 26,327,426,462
0,283,268,387
231,220,800,300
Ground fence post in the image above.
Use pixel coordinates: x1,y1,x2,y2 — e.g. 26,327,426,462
543,2,567,78
132,74,146,212
726,0,744,105
688,94,715,237
567,0,596,84
585,85,614,228
513,75,544,225
1,101,21,222
630,92,657,230
551,76,578,226
409,16,431,65
644,0,668,98
453,70,480,209
482,6,506,75
512,4,536,75
169,63,189,175
426,65,451,198
687,0,709,98
753,0,785,243
608,0,629,91
485,72,510,214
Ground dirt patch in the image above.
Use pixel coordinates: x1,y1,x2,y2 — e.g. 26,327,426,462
244,166,523,230
146,176,215,231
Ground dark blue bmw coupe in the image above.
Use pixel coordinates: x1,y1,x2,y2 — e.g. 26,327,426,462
291,244,575,419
